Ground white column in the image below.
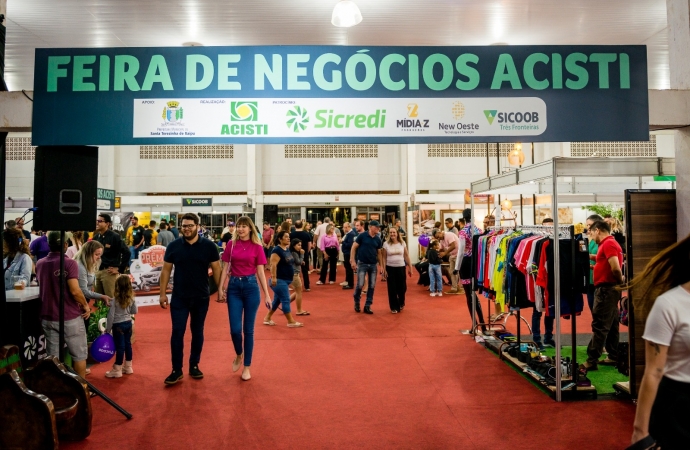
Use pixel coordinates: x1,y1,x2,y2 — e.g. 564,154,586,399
300,206,307,221
350,206,357,224
668,0,690,238
247,144,263,225
406,144,419,261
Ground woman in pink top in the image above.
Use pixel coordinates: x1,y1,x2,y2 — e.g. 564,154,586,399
317,224,340,285
218,216,271,381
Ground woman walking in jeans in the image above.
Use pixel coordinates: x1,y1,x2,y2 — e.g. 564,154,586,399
317,225,340,285
382,228,412,313
263,231,304,328
219,216,271,381
427,240,443,297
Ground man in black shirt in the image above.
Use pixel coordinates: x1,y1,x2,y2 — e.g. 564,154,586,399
129,216,145,263
159,213,221,385
350,220,384,314
93,214,129,298
143,221,156,248
221,221,236,251
290,220,312,291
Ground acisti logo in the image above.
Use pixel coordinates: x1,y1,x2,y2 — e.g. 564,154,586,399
222,101,269,136
484,110,498,125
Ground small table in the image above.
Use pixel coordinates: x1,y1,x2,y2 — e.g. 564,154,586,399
5,287,46,367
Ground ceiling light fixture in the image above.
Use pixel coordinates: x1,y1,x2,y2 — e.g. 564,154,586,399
508,143,525,166
331,0,363,28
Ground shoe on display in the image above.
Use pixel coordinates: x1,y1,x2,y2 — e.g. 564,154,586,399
164,370,184,385
189,365,204,379
363,306,373,315
544,339,556,348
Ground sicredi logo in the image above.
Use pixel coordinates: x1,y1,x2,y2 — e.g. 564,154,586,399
314,109,386,129
286,105,309,133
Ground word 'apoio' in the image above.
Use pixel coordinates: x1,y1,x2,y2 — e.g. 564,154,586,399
45,51,632,93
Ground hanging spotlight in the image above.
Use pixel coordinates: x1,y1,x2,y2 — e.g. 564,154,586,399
501,199,513,211
331,0,363,27
508,143,525,166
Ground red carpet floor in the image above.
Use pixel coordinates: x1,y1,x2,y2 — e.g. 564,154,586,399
64,271,635,449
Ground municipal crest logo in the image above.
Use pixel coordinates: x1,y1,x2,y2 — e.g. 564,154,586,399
230,102,258,121
286,106,309,132
162,101,184,123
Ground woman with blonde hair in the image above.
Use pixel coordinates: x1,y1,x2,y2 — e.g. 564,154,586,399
218,216,271,381
628,235,690,449
3,228,32,290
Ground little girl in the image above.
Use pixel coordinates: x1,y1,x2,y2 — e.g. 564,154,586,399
427,240,443,297
105,275,138,378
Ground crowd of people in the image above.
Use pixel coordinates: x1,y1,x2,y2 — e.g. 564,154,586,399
5,207,690,447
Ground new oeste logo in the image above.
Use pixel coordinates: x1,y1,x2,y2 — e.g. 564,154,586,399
286,106,309,132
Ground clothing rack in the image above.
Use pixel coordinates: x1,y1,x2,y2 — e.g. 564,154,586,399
480,224,579,391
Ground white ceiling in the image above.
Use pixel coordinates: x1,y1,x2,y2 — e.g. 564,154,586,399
4,0,670,91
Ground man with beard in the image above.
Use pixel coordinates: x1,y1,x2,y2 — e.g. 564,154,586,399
159,213,222,385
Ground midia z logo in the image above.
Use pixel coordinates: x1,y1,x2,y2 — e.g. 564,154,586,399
221,101,268,135
484,110,497,125
286,106,309,133
397,103,429,131
230,102,258,121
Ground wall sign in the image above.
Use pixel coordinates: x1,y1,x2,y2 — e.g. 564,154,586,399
97,188,116,211
32,45,648,145
182,197,212,207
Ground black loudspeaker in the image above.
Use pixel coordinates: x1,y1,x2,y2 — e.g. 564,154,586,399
33,146,99,231
263,205,278,224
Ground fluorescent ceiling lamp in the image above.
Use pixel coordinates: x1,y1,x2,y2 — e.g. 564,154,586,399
332,1,363,27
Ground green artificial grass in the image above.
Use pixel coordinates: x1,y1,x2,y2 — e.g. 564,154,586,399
542,346,629,395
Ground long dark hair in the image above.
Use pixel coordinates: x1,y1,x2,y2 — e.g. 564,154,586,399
624,234,690,317
289,238,302,253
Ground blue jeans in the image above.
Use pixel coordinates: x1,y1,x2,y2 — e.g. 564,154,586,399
129,245,141,265
353,263,378,307
170,297,209,371
531,309,554,343
270,278,291,314
227,275,261,366
112,320,133,365
429,264,443,293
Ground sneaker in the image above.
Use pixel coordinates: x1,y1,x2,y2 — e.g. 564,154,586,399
305,288,311,292
437,293,443,297
342,285,353,290
544,339,556,348
316,281,324,285
340,281,348,286
164,370,184,385
535,341,545,351
430,292,436,297
391,310,399,314
329,281,334,285
189,365,204,379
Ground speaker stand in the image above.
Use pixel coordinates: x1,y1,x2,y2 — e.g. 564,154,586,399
58,231,132,420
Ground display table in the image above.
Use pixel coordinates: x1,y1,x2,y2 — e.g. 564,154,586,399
6,287,46,367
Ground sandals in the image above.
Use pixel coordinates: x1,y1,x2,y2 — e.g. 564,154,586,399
287,322,304,328
263,320,276,326
295,311,311,316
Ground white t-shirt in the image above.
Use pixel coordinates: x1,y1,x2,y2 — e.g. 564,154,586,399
383,241,406,267
314,222,329,247
642,285,690,383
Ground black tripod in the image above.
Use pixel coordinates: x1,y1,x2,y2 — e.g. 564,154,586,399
57,231,132,420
